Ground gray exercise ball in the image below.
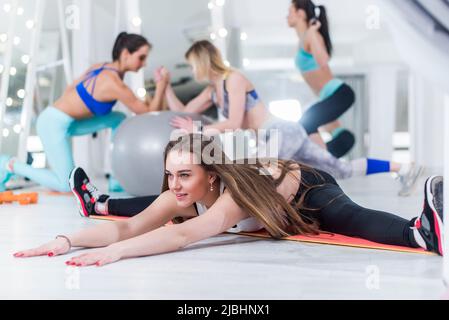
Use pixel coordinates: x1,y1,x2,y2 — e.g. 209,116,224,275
112,111,212,196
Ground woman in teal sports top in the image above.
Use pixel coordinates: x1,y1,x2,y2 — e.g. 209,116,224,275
288,0,356,159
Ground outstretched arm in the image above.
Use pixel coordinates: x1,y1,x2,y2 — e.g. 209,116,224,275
67,191,248,267
146,81,169,113
165,85,213,113
170,74,247,135
13,191,190,259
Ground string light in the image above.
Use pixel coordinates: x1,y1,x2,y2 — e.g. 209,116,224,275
2,128,10,138
25,20,35,29
0,34,7,42
17,7,24,15
243,58,250,67
240,32,248,41
13,36,20,45
13,124,22,134
224,60,230,67
3,3,11,13
21,55,30,64
210,33,217,41
132,17,142,27
9,67,16,76
6,98,13,106
218,28,228,38
208,2,214,10
137,88,146,98
17,89,26,99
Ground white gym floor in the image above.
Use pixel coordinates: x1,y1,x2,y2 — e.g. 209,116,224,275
0,173,447,300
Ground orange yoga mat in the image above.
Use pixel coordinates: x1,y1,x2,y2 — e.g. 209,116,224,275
89,215,433,255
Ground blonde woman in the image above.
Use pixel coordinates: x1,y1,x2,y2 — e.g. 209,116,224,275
14,134,444,267
162,40,421,196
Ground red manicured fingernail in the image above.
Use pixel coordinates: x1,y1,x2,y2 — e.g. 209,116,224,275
48,253,54,257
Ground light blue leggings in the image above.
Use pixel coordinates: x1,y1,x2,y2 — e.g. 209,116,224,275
13,106,126,192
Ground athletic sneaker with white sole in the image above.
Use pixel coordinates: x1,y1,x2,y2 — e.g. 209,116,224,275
414,175,444,255
397,164,424,197
69,167,102,217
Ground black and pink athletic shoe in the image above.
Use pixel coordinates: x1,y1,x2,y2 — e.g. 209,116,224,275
69,167,100,217
415,176,444,255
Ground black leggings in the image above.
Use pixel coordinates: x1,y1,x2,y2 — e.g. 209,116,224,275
300,83,355,135
108,196,158,217
299,169,419,248
106,170,419,248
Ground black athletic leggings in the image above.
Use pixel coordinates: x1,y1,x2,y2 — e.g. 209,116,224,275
300,83,355,135
298,169,419,248
108,196,158,217
107,170,419,248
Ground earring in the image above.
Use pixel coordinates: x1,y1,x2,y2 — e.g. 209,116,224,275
210,184,214,192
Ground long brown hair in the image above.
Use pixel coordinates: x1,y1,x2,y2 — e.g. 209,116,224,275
162,134,324,239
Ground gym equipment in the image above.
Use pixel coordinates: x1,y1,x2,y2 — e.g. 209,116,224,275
0,191,38,205
111,111,212,196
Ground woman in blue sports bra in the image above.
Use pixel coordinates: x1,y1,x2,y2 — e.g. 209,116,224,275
288,0,356,158
0,32,169,192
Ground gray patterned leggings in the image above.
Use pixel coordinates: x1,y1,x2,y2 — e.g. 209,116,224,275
262,118,367,179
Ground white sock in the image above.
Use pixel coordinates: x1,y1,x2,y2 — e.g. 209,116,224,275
398,164,412,177
95,200,109,215
412,227,427,250
351,158,368,177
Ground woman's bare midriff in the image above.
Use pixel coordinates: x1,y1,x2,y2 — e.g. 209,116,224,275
242,103,272,131
53,89,93,119
302,65,334,96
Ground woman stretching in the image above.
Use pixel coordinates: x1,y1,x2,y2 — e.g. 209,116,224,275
66,39,422,219
288,0,356,158
14,134,444,267
0,32,168,192
166,40,419,195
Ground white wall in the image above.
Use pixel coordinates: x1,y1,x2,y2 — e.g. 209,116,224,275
139,0,210,79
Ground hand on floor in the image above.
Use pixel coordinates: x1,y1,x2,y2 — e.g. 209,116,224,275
13,238,70,258
65,247,122,268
